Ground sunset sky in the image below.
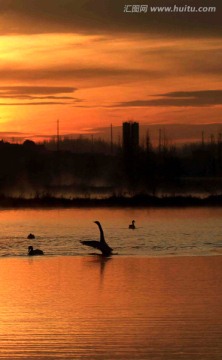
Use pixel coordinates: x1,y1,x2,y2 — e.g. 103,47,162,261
0,0,221,142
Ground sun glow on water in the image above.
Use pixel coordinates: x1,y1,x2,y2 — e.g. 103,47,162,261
0,207,222,258
0,255,222,359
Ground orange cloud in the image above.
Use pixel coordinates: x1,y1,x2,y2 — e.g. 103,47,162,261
0,1,220,142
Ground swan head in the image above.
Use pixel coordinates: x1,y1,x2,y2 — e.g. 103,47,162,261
28,246,33,251
94,221,100,226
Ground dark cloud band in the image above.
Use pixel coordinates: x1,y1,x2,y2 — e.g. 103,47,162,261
114,90,222,108
0,86,79,104
0,0,220,37
0,86,77,95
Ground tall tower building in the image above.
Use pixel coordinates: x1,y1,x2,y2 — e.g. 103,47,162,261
122,121,139,152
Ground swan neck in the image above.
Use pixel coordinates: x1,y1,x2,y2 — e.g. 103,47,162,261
97,223,105,243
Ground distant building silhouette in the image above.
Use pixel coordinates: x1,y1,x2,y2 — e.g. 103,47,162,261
122,121,139,153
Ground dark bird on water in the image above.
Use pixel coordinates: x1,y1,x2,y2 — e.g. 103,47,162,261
80,221,113,257
28,245,44,256
129,220,136,229
27,233,35,239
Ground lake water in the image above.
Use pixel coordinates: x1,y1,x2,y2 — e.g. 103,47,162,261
0,207,221,257
0,207,222,360
0,256,222,360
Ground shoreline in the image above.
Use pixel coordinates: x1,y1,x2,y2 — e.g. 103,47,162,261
0,193,222,208
0,253,222,261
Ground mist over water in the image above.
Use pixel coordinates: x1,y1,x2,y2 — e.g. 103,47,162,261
1,137,222,201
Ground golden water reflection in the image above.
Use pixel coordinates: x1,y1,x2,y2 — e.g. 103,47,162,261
0,256,222,359
0,207,222,257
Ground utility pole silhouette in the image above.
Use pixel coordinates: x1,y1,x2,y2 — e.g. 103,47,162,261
91,134,94,153
57,119,60,152
201,130,205,147
158,129,162,152
146,130,151,152
56,119,61,187
110,123,113,154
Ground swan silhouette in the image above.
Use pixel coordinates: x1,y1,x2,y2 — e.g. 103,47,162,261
28,246,44,256
129,220,136,229
80,221,113,257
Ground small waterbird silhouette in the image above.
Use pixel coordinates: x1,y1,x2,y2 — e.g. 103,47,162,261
28,245,44,256
27,233,35,239
80,221,113,257
129,220,136,229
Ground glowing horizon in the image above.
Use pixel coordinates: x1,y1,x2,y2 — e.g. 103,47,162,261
0,0,221,142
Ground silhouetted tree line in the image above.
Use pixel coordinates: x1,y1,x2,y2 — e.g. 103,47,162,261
44,136,116,154
0,137,222,198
